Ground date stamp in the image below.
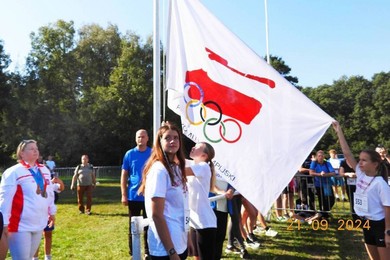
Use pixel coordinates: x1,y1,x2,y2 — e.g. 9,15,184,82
286,218,371,231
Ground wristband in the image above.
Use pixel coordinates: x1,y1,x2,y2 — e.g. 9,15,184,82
168,248,176,256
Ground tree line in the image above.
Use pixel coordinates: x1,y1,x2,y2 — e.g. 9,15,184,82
0,20,389,168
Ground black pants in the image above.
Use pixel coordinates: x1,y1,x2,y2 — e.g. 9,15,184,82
315,187,335,218
345,183,359,221
227,195,244,249
298,176,315,210
189,227,217,260
214,210,228,260
128,201,148,255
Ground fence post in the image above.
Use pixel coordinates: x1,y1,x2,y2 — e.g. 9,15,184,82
131,216,150,260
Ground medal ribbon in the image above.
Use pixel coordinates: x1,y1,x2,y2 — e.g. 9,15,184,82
21,160,47,195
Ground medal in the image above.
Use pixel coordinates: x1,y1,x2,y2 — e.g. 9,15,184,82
41,190,47,198
22,161,48,198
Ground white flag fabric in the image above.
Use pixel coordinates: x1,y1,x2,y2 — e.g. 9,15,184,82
166,0,334,214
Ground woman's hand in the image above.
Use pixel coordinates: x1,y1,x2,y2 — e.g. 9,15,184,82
225,188,234,200
332,121,340,133
48,215,55,228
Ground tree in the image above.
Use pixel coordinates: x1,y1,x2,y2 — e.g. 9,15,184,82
370,72,390,147
268,55,299,87
25,20,80,163
81,33,154,164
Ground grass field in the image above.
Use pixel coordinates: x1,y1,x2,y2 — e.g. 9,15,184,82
4,177,369,259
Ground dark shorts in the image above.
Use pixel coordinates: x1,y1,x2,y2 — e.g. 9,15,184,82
188,227,217,258
362,218,386,247
44,221,55,232
331,176,345,186
150,249,188,260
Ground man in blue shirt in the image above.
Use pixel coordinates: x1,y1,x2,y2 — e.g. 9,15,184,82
121,129,152,257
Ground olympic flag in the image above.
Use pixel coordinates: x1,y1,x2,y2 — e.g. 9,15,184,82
166,0,334,214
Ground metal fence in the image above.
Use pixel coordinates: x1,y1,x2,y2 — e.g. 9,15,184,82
55,166,121,179
55,167,356,216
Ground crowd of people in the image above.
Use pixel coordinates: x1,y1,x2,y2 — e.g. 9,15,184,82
0,120,389,260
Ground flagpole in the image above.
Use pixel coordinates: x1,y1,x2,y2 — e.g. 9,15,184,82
264,0,270,64
153,0,161,140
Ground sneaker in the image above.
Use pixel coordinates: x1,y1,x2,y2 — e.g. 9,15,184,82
247,233,260,243
144,254,151,260
276,216,287,222
225,245,241,254
342,197,348,202
244,239,260,249
44,255,52,260
336,197,341,202
86,211,91,215
79,211,84,214
307,213,322,224
253,226,265,235
240,249,251,259
265,228,278,237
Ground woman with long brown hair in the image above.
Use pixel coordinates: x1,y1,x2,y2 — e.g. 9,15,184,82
333,121,390,260
138,122,188,260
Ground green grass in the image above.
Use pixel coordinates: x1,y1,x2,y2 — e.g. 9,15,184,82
5,179,368,259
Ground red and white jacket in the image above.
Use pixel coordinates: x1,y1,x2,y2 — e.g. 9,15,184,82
0,162,56,232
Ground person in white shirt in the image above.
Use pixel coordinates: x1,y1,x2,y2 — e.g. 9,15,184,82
185,142,217,260
0,140,56,260
333,121,390,260
45,155,56,175
328,149,348,201
138,122,188,260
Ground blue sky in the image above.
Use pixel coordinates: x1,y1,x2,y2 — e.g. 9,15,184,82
0,0,389,87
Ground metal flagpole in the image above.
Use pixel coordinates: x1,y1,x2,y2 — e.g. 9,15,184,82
264,0,270,64
153,0,161,141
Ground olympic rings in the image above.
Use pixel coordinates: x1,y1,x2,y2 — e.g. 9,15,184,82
203,118,224,143
183,81,243,143
200,101,222,126
219,118,242,143
184,82,204,107
185,99,206,126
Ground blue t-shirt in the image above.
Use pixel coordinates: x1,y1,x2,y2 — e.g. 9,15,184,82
310,160,335,195
121,146,152,201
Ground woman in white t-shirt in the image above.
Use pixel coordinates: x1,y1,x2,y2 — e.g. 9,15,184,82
333,121,390,260
185,142,217,260
138,122,188,260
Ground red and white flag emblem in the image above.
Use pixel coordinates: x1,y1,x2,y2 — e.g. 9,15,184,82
166,0,333,214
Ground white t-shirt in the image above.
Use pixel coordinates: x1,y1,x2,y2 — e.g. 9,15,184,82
214,179,229,213
145,162,188,256
187,161,217,229
354,165,390,220
45,160,56,172
328,158,341,174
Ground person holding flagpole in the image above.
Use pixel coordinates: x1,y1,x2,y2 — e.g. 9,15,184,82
138,122,188,260
333,121,390,260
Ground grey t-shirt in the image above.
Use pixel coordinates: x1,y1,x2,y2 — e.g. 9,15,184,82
75,164,94,186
